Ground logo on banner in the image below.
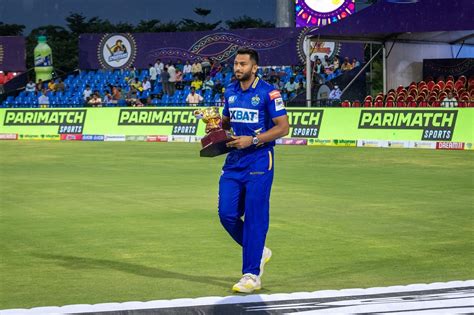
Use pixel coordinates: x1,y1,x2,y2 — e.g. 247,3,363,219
98,33,137,69
358,110,458,141
3,110,86,134
118,109,199,135
287,109,324,138
229,108,259,123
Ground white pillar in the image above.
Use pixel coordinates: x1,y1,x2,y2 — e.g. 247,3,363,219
383,44,387,95
305,36,312,107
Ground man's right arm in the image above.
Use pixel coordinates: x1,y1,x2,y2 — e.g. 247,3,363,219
222,116,231,131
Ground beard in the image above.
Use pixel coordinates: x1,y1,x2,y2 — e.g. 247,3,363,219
235,70,253,82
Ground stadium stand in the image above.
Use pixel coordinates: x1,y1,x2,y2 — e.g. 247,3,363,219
342,76,474,108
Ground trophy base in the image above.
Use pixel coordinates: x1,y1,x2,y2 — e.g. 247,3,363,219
200,129,234,157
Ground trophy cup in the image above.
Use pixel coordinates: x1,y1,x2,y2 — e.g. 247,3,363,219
194,107,234,157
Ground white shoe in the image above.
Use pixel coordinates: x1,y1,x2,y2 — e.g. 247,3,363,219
259,247,272,277
232,273,261,293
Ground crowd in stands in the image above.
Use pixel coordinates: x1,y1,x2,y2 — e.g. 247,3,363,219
341,75,474,108
312,54,361,84
1,59,310,108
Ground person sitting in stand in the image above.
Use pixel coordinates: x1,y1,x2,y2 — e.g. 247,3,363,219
352,58,360,68
38,89,49,108
88,93,103,107
130,78,142,91
183,60,192,75
341,57,353,72
103,92,114,105
54,78,65,92
186,87,203,106
83,85,93,102
25,80,36,93
441,91,458,108
191,75,203,90
142,77,151,91
284,77,298,94
47,80,55,91
203,75,214,91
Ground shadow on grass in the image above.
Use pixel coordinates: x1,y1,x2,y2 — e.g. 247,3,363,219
32,253,236,289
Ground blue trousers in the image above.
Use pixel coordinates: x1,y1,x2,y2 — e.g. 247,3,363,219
218,147,274,275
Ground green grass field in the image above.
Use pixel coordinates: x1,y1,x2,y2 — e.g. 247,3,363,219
0,142,473,310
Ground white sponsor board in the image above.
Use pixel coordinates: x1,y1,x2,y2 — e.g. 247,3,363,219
169,135,190,143
104,135,126,142
357,139,389,148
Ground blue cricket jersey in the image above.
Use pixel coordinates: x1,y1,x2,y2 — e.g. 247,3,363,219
222,76,287,152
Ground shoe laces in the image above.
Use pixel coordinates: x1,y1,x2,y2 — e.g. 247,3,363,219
239,273,257,284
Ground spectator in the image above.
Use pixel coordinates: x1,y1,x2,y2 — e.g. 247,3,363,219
142,78,151,91
201,57,211,77
322,55,331,68
210,61,222,77
144,96,153,106
441,91,458,107
297,79,306,92
272,77,283,90
168,63,176,96
38,89,49,108
88,93,102,107
175,60,184,71
47,80,55,91
127,66,138,84
203,75,214,91
352,58,360,68
55,78,65,92
149,63,157,89
191,75,203,90
216,94,226,106
329,85,342,100
314,59,324,74
333,55,341,70
103,92,114,105
112,86,121,103
154,59,164,75
36,79,44,91
186,87,203,106
161,67,170,95
183,61,192,75
25,80,36,93
284,77,298,94
131,78,142,91
83,85,92,101
175,69,184,90
341,57,353,72
213,79,224,95
191,61,202,77
126,87,139,105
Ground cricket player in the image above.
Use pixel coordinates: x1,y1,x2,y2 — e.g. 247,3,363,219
220,48,289,293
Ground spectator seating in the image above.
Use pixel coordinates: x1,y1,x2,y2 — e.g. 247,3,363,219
342,75,473,108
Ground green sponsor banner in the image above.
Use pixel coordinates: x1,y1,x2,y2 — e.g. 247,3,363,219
1,107,473,142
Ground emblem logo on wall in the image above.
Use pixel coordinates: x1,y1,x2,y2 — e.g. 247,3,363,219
98,33,137,69
296,27,341,63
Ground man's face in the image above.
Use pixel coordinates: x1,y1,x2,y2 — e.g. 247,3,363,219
234,54,256,82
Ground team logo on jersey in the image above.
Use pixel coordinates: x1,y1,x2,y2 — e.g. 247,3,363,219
228,95,237,104
251,94,261,106
229,108,259,123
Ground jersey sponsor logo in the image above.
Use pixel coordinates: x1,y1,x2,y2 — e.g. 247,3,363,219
269,90,281,100
229,108,259,123
228,95,237,104
275,97,285,111
251,94,261,106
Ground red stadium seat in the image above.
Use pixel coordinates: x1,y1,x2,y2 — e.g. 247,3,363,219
363,100,372,107
427,81,436,91
437,80,445,90
352,100,361,107
385,101,395,107
341,100,351,107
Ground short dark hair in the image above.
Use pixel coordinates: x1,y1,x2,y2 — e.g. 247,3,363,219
236,48,259,65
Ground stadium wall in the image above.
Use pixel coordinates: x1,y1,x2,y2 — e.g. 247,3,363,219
0,108,472,150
